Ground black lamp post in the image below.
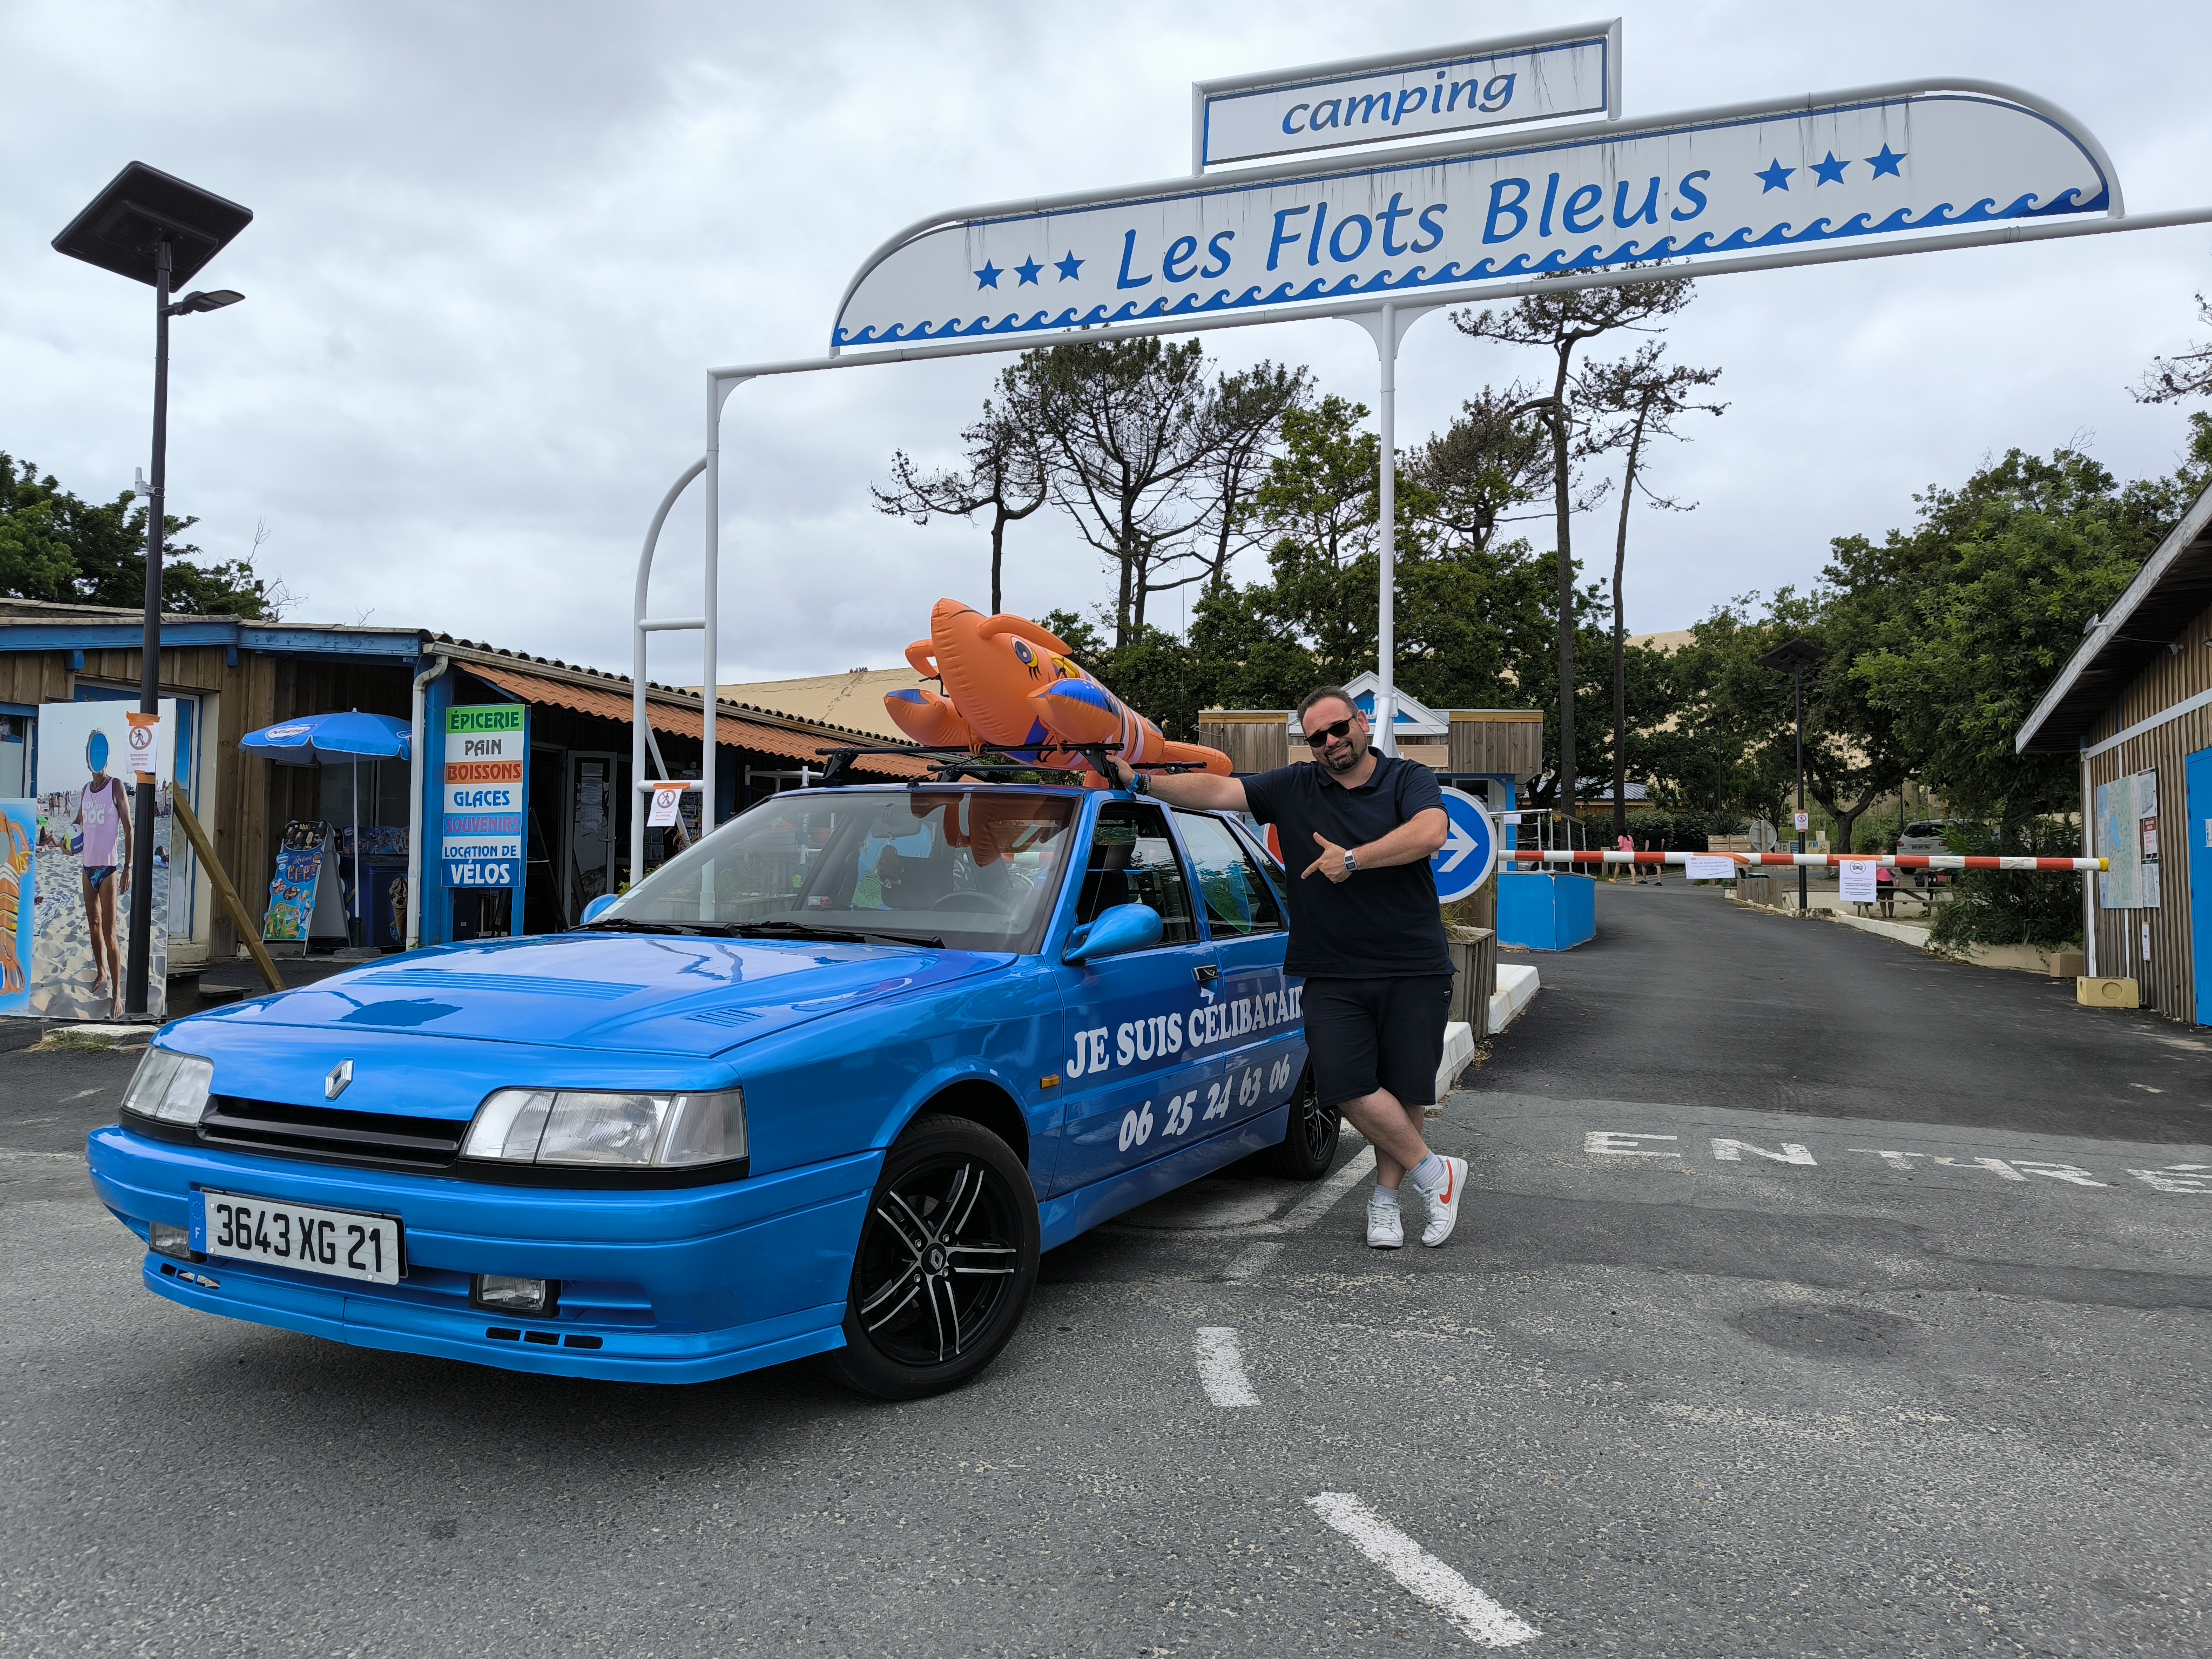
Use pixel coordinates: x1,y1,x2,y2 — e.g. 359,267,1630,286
1757,638,1824,915
53,163,251,1019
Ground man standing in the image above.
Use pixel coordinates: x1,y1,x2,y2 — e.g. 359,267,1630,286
1111,686,1466,1248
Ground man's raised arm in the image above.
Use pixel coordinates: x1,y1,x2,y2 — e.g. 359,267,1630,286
1107,758,1248,814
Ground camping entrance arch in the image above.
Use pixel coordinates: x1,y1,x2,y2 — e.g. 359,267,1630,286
627,40,2212,888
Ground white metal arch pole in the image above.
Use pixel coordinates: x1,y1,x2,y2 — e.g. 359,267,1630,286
631,455,708,889
1345,303,1440,759
1377,303,1395,758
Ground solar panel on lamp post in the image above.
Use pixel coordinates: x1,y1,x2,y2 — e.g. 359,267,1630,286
53,163,252,1020
1756,638,1825,915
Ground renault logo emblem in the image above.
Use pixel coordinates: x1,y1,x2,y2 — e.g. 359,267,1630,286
325,1060,354,1101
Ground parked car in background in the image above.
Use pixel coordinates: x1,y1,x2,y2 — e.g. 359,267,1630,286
1896,819,1982,885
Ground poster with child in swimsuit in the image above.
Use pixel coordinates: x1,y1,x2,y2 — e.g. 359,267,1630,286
33,702,174,1021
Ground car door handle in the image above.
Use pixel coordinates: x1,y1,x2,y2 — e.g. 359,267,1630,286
1193,963,1219,987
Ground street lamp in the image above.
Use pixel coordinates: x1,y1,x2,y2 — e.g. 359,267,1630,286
1756,638,1824,915
53,162,252,1019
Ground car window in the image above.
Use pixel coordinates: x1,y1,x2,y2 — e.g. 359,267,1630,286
599,788,1078,952
1173,811,1284,936
1074,802,1199,945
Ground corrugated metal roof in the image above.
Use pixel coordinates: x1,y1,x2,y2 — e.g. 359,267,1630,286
463,663,933,779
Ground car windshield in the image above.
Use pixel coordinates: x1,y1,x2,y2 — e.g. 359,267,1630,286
593,787,1080,953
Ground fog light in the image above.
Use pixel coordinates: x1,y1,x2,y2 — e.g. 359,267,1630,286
472,1274,556,1315
149,1222,191,1260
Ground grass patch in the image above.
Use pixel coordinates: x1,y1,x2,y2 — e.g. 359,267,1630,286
35,1030,120,1053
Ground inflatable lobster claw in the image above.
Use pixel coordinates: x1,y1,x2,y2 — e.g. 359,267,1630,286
883,599,1230,788
0,817,29,998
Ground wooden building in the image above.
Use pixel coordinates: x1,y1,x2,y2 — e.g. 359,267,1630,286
0,603,929,980
2015,480,2212,1024
1199,680,1545,835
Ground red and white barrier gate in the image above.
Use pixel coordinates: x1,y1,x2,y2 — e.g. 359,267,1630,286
1504,851,2105,873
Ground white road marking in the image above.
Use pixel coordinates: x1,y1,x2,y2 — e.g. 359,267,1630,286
1279,1144,1379,1231
1932,1155,2025,1181
1222,1240,1283,1283
2012,1160,2108,1187
0,1150,85,1163
1194,1326,1259,1407
1850,1148,1925,1170
2130,1164,2212,1193
1308,1492,1539,1648
1585,1131,1680,1156
1711,1137,1815,1164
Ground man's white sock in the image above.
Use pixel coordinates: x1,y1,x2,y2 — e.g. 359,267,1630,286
1368,1185,1400,1211
1408,1153,1449,1194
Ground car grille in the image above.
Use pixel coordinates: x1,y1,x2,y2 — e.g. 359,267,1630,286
197,1097,465,1169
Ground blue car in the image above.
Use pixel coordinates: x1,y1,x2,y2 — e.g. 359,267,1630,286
88,783,1336,1397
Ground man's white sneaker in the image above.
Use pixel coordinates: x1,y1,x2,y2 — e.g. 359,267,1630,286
1420,1156,1470,1247
1366,1199,1404,1249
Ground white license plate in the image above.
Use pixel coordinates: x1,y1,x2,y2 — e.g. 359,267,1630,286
194,1190,402,1285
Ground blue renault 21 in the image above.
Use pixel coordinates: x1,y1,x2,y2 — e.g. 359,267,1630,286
87,783,1337,1398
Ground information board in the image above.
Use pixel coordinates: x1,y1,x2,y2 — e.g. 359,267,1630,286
442,704,528,889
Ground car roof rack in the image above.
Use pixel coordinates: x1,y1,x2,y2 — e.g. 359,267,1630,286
806,743,1208,789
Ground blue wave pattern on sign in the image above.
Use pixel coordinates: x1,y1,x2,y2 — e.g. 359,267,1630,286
833,92,2112,348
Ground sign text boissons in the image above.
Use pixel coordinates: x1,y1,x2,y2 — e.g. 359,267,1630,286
1194,23,1617,170
442,704,528,891
834,86,2112,349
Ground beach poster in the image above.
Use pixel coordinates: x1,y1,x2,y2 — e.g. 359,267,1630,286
0,799,34,1017
32,702,174,1021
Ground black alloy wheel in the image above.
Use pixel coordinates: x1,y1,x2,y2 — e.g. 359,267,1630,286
829,1114,1040,1400
1256,1062,1338,1179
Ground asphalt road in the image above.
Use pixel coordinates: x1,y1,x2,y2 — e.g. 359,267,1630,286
3,885,2207,1656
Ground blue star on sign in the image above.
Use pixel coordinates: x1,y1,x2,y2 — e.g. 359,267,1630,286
1014,257,1042,286
1810,151,1849,185
1865,143,1906,178
1054,250,1083,281
974,261,1002,289
1755,159,1793,193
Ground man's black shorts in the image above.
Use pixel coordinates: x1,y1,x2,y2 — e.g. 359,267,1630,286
1300,974,1454,1109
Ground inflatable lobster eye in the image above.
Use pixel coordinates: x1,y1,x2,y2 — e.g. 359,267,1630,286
1011,639,1036,672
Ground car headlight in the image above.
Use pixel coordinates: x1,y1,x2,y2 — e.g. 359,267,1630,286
462,1087,746,1169
122,1047,215,1125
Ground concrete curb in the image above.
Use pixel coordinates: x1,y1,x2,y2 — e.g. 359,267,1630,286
1489,964,1540,1033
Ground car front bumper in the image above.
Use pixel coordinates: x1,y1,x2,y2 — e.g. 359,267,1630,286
87,1124,880,1385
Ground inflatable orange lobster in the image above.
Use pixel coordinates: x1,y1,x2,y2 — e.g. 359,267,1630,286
0,815,30,997
884,599,1230,786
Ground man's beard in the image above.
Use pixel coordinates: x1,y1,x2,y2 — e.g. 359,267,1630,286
1320,739,1364,773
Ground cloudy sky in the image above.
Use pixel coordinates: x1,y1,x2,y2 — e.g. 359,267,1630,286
6,1,2211,688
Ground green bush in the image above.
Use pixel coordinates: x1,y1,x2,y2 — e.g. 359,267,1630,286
1926,817,2084,952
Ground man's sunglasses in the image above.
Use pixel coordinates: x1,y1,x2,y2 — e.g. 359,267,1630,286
1304,718,1357,747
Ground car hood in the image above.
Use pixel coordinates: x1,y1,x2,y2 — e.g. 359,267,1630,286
179,931,1009,1060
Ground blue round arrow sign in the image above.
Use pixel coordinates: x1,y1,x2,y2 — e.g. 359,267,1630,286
1429,786,1498,904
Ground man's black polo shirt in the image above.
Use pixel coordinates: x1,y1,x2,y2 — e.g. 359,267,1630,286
1242,753,1451,979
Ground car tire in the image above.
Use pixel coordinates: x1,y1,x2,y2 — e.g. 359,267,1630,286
1255,1063,1338,1181
827,1112,1040,1400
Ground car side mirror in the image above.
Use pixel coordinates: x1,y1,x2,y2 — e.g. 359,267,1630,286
1063,902,1163,965
579,893,618,926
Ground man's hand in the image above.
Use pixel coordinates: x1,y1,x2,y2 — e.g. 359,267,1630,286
1303,831,1354,884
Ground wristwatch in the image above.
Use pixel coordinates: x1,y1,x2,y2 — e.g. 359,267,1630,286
1342,849,1358,875
1129,771,1151,796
